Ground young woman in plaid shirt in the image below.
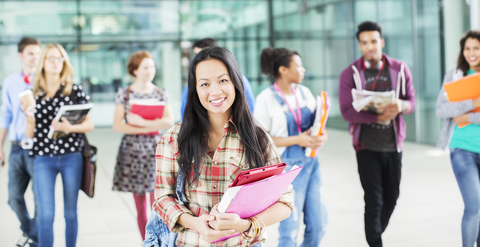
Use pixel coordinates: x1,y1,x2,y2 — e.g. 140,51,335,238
153,46,294,246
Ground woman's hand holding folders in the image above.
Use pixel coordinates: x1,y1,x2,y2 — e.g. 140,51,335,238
208,204,250,233
126,112,146,127
190,213,235,243
298,127,329,150
51,116,73,133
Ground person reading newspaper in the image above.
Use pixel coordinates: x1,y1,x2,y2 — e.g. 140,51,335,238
338,21,415,247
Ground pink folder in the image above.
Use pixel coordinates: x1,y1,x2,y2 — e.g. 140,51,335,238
213,166,303,242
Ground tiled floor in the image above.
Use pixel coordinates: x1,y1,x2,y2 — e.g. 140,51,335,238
0,128,463,247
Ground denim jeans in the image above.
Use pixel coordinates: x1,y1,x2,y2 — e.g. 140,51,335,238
145,169,185,247
8,144,38,242
34,152,83,247
144,210,178,247
278,156,328,247
450,148,480,247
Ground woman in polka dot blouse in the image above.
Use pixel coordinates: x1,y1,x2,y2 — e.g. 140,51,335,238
23,43,94,247
111,51,174,241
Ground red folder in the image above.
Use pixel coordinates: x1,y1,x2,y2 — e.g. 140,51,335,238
129,100,166,135
229,163,287,187
444,73,480,127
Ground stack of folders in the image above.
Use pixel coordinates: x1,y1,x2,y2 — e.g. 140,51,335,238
305,91,331,158
443,72,480,128
214,163,303,242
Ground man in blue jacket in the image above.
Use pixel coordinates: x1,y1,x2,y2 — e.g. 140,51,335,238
180,38,255,118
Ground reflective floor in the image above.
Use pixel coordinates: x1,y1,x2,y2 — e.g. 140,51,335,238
0,128,462,247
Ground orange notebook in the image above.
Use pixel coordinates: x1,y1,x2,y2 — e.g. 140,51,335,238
444,73,480,128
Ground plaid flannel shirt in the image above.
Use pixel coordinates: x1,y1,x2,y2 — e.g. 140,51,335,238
153,119,294,247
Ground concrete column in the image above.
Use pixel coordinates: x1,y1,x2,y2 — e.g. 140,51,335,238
470,0,479,29
443,0,468,71
161,42,182,122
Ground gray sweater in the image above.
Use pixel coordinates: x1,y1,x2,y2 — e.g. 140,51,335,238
436,68,480,150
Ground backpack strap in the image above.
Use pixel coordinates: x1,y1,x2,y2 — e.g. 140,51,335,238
269,85,286,107
125,85,131,102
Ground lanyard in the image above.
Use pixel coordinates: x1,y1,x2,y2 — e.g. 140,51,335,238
273,83,302,134
367,57,385,91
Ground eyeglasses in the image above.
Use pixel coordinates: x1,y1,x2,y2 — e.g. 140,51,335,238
45,57,65,63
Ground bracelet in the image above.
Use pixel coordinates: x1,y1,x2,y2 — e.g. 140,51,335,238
250,217,260,238
254,216,265,228
245,218,253,232
241,218,256,239
241,217,263,239
252,217,261,238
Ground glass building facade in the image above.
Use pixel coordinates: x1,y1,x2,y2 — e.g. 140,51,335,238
0,0,473,145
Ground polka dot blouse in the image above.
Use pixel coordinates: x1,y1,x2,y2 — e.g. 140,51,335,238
29,84,91,157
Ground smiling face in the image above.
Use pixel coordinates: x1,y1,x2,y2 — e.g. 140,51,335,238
464,38,480,71
358,30,385,64
133,58,156,83
43,47,64,75
195,59,235,120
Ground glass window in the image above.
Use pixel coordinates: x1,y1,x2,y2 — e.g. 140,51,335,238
0,0,447,145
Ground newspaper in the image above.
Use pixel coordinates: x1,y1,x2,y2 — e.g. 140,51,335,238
351,89,395,114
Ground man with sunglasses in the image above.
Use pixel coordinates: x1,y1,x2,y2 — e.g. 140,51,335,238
0,37,41,247
338,21,416,247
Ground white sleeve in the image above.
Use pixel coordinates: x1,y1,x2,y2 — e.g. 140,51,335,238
303,86,317,112
253,92,271,132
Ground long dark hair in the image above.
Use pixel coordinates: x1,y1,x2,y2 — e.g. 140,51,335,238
177,46,270,198
458,30,480,75
260,47,296,80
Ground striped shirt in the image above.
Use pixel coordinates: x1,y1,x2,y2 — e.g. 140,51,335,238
153,119,294,247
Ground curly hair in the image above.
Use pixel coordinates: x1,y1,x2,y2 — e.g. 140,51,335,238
457,30,480,75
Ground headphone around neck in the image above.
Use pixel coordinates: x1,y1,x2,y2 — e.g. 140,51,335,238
362,59,383,70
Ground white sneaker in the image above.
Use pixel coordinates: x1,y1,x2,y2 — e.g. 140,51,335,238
16,233,29,247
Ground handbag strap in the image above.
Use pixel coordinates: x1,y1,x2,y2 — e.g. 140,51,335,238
69,85,93,153
81,133,91,152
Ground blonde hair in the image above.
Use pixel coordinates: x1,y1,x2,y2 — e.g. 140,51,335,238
32,43,74,98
